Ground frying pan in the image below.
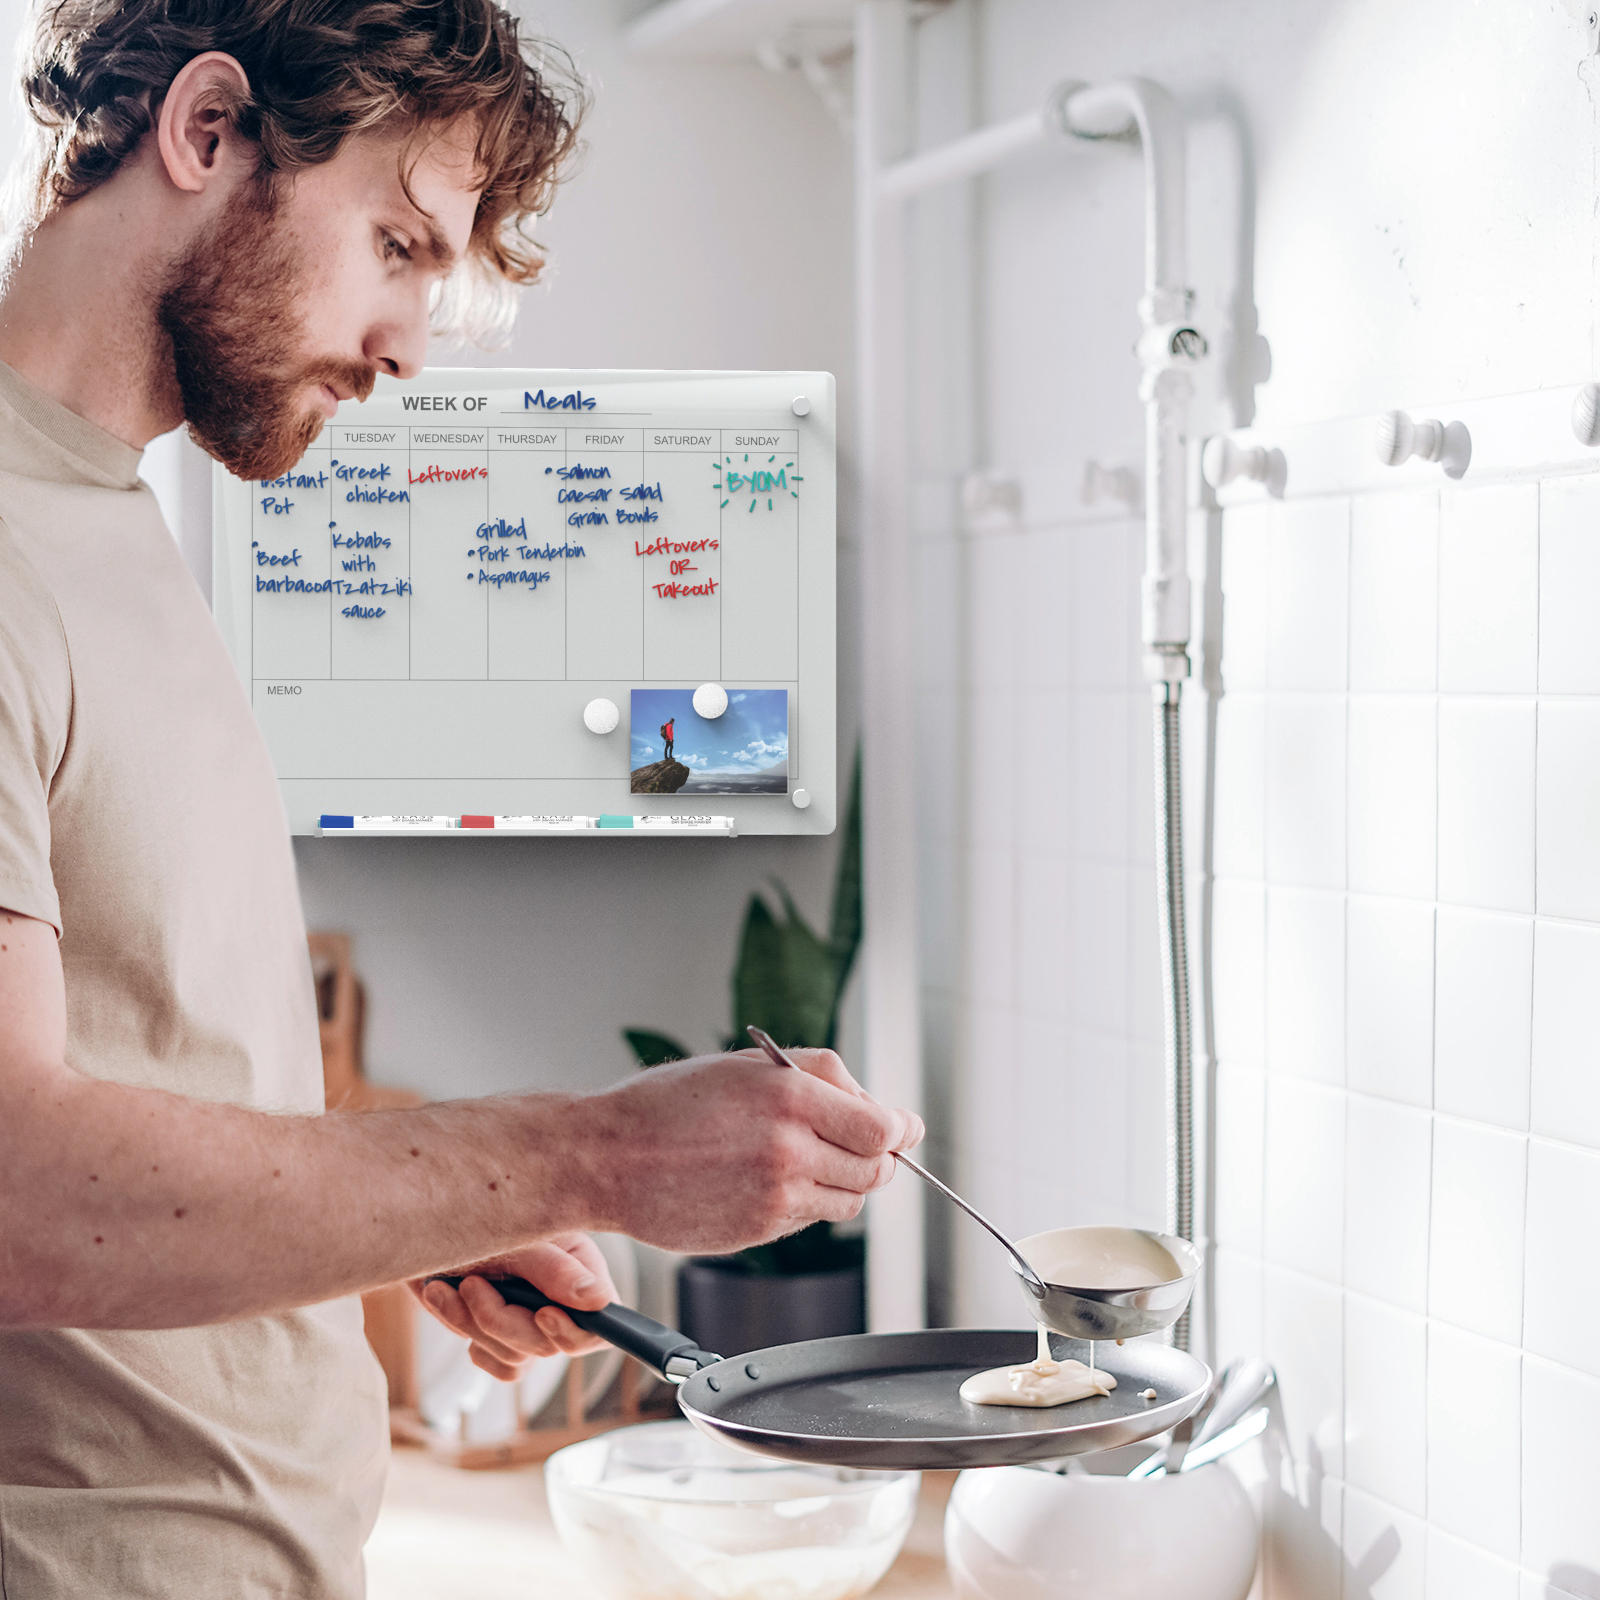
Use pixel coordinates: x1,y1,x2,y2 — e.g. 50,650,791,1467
436,1274,1211,1470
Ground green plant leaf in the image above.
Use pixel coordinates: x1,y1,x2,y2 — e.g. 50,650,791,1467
623,1028,691,1068
731,889,836,1050
824,747,863,1048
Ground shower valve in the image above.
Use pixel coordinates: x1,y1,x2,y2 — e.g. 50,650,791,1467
1136,321,1208,369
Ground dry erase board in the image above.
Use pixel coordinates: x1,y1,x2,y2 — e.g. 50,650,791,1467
211,369,836,836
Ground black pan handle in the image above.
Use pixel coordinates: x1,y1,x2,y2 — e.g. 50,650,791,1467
433,1274,722,1382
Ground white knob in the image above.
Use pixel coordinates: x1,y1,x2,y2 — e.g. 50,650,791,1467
1375,409,1444,466
1080,461,1141,509
791,788,811,809
582,697,619,735
791,396,811,417
1573,383,1600,446
692,682,728,719
1201,435,1270,489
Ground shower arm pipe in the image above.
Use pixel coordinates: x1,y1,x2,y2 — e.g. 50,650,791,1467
856,17,1201,1337
875,78,1197,670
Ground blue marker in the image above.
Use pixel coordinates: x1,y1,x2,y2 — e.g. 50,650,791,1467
320,815,355,829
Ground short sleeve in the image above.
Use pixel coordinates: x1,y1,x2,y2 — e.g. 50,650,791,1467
0,527,68,931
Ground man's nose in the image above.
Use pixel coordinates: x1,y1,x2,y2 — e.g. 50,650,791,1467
363,296,430,381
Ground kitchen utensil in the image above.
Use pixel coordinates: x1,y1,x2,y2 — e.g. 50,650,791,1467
545,1420,918,1600
434,1275,1212,1471
744,1026,1048,1295
1126,1356,1275,1478
743,1026,1201,1343
1010,1225,1203,1341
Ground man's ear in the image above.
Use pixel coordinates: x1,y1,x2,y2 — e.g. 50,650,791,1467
155,52,255,197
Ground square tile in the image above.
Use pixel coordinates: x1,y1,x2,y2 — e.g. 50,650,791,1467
1262,1266,1345,1477
1065,1030,1133,1221
1345,1296,1427,1514
1345,1095,1432,1313
1438,482,1539,693
1071,689,1131,863
1342,1487,1425,1600
1214,877,1267,1070
1538,474,1600,695
1427,1321,1522,1561
1348,696,1438,900
1531,919,1600,1149
1072,523,1137,690
1215,693,1267,881
1350,488,1440,693
1429,1118,1527,1345
1523,1139,1600,1380
1068,861,1129,1038
1264,1464,1342,1600
1214,1245,1265,1368
1346,896,1435,1108
1014,848,1070,1024
965,846,1016,1008
1522,1358,1600,1592
1438,699,1537,913
1221,503,1273,692
1265,695,1347,890
1268,497,1350,693
1217,1062,1267,1254
1434,908,1534,1129
1535,701,1600,922
1265,1077,1345,1280
1425,1529,1518,1600
1266,887,1346,1083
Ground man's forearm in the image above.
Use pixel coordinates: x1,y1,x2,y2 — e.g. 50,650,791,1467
1,1065,606,1330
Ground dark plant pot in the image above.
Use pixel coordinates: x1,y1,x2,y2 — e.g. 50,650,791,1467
677,1259,866,1358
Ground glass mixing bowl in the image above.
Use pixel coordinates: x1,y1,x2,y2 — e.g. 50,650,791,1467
545,1420,919,1600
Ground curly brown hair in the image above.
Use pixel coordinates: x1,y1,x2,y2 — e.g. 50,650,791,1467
15,0,586,341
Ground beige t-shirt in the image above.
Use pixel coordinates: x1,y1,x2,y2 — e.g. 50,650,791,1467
0,363,387,1598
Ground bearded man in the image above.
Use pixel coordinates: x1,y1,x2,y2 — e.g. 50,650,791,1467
0,4,921,1595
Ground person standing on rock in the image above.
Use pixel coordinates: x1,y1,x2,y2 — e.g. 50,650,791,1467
662,716,675,760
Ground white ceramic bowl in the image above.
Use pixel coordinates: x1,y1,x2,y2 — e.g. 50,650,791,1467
944,1460,1257,1600
546,1421,918,1600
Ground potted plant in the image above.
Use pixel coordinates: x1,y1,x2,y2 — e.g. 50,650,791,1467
623,756,866,1358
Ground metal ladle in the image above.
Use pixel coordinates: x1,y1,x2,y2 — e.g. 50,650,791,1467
745,1027,1200,1343
746,1026,1049,1294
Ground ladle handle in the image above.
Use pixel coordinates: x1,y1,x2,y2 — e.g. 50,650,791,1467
431,1275,721,1382
891,1152,1046,1294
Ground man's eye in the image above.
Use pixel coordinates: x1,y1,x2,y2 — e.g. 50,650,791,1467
382,233,411,262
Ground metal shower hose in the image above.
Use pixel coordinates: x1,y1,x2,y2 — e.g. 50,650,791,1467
1153,680,1193,1352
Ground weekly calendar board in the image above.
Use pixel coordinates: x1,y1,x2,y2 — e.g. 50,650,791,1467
212,370,837,836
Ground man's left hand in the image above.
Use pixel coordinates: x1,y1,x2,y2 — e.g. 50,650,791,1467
412,1233,617,1380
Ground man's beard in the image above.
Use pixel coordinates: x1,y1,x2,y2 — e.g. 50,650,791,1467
157,181,377,481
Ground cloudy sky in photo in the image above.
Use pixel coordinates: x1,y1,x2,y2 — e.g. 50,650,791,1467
630,688,788,774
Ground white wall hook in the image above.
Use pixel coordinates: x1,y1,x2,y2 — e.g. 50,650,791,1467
960,470,1022,528
1201,435,1269,489
1081,461,1142,511
1573,383,1600,446
1374,409,1472,479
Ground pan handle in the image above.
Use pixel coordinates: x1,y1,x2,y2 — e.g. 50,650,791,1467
432,1274,723,1383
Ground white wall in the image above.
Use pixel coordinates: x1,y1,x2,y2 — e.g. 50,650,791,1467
908,3,1600,1600
909,1,1600,1595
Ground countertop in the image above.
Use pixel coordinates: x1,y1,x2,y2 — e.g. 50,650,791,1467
366,1443,958,1599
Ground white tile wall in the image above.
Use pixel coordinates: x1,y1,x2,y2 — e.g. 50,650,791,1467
1212,463,1600,1600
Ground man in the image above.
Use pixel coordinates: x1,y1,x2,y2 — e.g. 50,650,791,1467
0,4,921,1595
663,715,676,760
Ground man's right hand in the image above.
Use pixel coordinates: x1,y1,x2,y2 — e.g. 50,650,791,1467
572,1048,923,1257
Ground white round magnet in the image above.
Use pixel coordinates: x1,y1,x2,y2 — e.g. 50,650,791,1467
791,788,811,809
693,683,729,719
582,697,619,734
791,396,811,416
